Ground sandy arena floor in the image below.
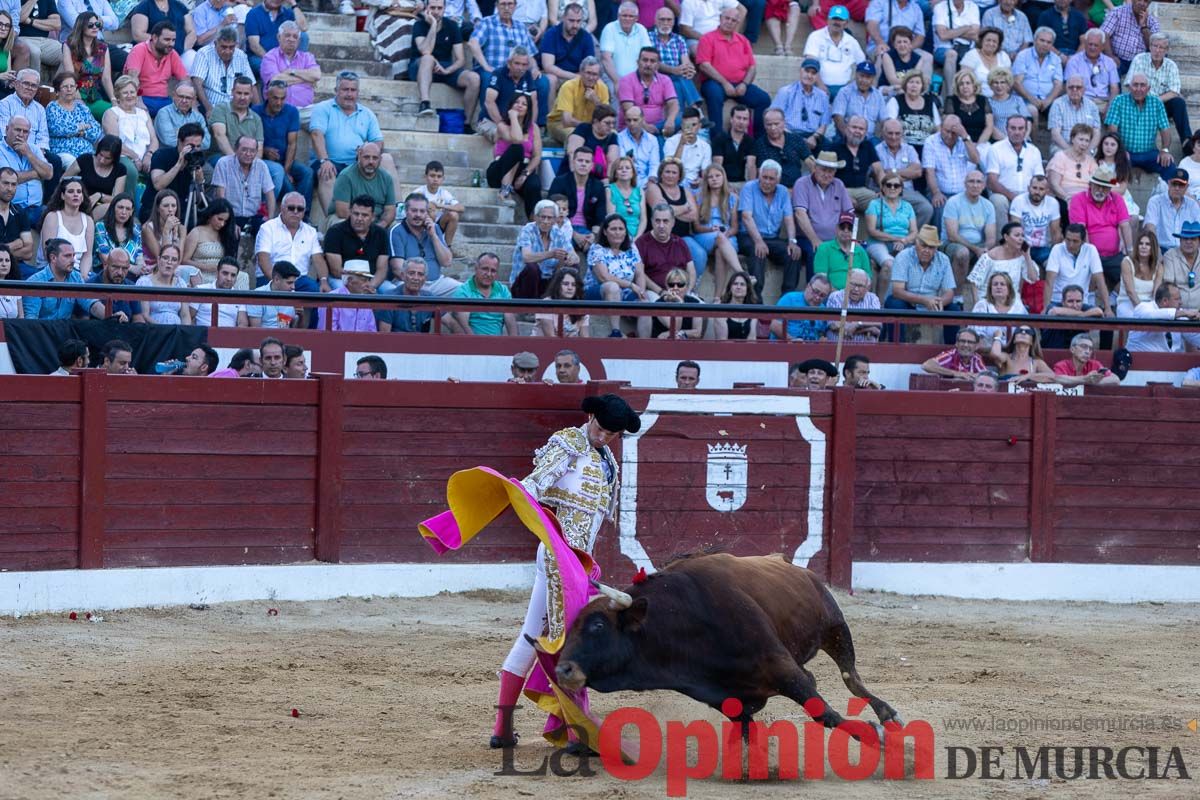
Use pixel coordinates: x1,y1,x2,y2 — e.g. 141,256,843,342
1,588,1197,799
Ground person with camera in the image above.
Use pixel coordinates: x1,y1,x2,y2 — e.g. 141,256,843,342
139,121,205,223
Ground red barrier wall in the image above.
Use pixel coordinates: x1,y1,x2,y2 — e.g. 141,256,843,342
2,374,1199,586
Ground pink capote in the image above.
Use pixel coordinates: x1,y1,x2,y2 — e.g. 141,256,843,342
418,466,602,746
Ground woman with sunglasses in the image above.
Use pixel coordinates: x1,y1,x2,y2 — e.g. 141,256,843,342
970,271,1026,347
984,68,1026,136
135,243,193,325
39,178,95,276
967,221,1039,308
0,12,29,101
1046,123,1097,204
606,156,645,239
647,267,703,340
864,170,917,294
1116,229,1163,318
989,324,1054,382
961,28,1010,98
533,266,590,338
61,11,114,119
712,271,763,340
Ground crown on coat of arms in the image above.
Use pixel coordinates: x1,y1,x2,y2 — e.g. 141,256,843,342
707,443,748,457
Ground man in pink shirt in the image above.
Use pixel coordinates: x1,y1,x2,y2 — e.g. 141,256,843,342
123,20,189,117
1067,164,1134,292
317,260,379,332
695,6,770,135
260,21,319,109
616,47,679,136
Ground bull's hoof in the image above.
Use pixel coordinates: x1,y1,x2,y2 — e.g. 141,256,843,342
489,732,519,749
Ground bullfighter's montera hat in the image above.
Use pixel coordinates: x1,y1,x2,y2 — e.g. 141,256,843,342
582,394,641,434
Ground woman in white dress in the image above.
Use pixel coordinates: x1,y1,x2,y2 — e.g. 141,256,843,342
40,178,96,275
1116,229,1163,318
966,222,1038,307
971,271,1027,348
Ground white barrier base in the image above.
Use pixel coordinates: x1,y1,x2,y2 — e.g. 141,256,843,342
852,561,1200,603
0,562,536,617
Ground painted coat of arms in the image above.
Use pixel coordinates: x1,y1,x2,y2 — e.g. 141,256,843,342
705,442,748,512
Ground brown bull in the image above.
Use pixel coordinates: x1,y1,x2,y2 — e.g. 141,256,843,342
556,552,902,735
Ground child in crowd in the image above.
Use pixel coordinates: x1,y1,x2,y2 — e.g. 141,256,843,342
416,160,465,249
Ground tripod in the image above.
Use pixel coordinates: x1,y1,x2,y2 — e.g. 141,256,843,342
183,166,209,230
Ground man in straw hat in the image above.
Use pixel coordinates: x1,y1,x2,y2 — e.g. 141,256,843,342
1067,163,1133,291
491,393,640,748
793,149,854,280
883,224,962,343
316,259,378,332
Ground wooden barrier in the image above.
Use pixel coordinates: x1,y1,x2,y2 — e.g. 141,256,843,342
1,374,1199,588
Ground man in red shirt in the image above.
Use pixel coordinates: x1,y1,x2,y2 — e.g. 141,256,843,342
124,20,190,117
920,328,987,379
1052,333,1121,386
696,7,771,135
1067,164,1134,292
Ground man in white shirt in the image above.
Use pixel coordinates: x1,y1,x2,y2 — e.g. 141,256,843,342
985,115,1044,221
247,262,301,329
932,0,980,92
1128,283,1200,352
663,108,712,190
1008,175,1060,265
191,258,249,327
802,5,864,93
1043,222,1111,313
254,191,328,289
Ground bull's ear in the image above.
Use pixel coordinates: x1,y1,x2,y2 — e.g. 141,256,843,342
619,597,649,631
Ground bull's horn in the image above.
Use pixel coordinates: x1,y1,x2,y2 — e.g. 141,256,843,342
590,580,633,609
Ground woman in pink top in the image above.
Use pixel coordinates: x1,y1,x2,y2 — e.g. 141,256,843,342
485,92,542,217
1047,123,1098,203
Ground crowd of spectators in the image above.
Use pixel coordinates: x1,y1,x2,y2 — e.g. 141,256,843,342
2,0,1199,386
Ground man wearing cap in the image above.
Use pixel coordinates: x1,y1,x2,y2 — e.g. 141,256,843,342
985,115,1045,222
770,59,832,150
757,108,814,189
865,0,926,57
491,392,639,750
509,351,541,382
739,159,805,292
793,151,855,278
831,62,888,142
802,6,865,95
1105,72,1174,183
1162,222,1200,312
885,225,962,343
825,267,882,342
789,358,838,389
1052,333,1121,386
1144,171,1200,253
1068,164,1133,291
814,213,871,290
833,115,881,211
316,260,378,332
1128,283,1200,352
696,6,771,136
923,115,980,227
771,273,834,340
874,118,933,227
932,0,981,93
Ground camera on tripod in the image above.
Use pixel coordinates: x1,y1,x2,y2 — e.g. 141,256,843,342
184,148,206,170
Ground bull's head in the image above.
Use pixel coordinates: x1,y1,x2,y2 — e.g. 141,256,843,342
555,586,648,692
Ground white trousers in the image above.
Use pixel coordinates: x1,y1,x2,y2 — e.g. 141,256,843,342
501,543,548,677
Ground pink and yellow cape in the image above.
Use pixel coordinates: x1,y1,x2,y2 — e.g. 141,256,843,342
417,466,601,748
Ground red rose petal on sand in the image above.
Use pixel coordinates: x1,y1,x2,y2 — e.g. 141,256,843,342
68,612,77,620
291,708,300,718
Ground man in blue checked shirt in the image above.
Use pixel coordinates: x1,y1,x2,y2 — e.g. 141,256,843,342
469,0,550,128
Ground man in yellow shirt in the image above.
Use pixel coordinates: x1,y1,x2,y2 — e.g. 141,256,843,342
547,56,609,143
